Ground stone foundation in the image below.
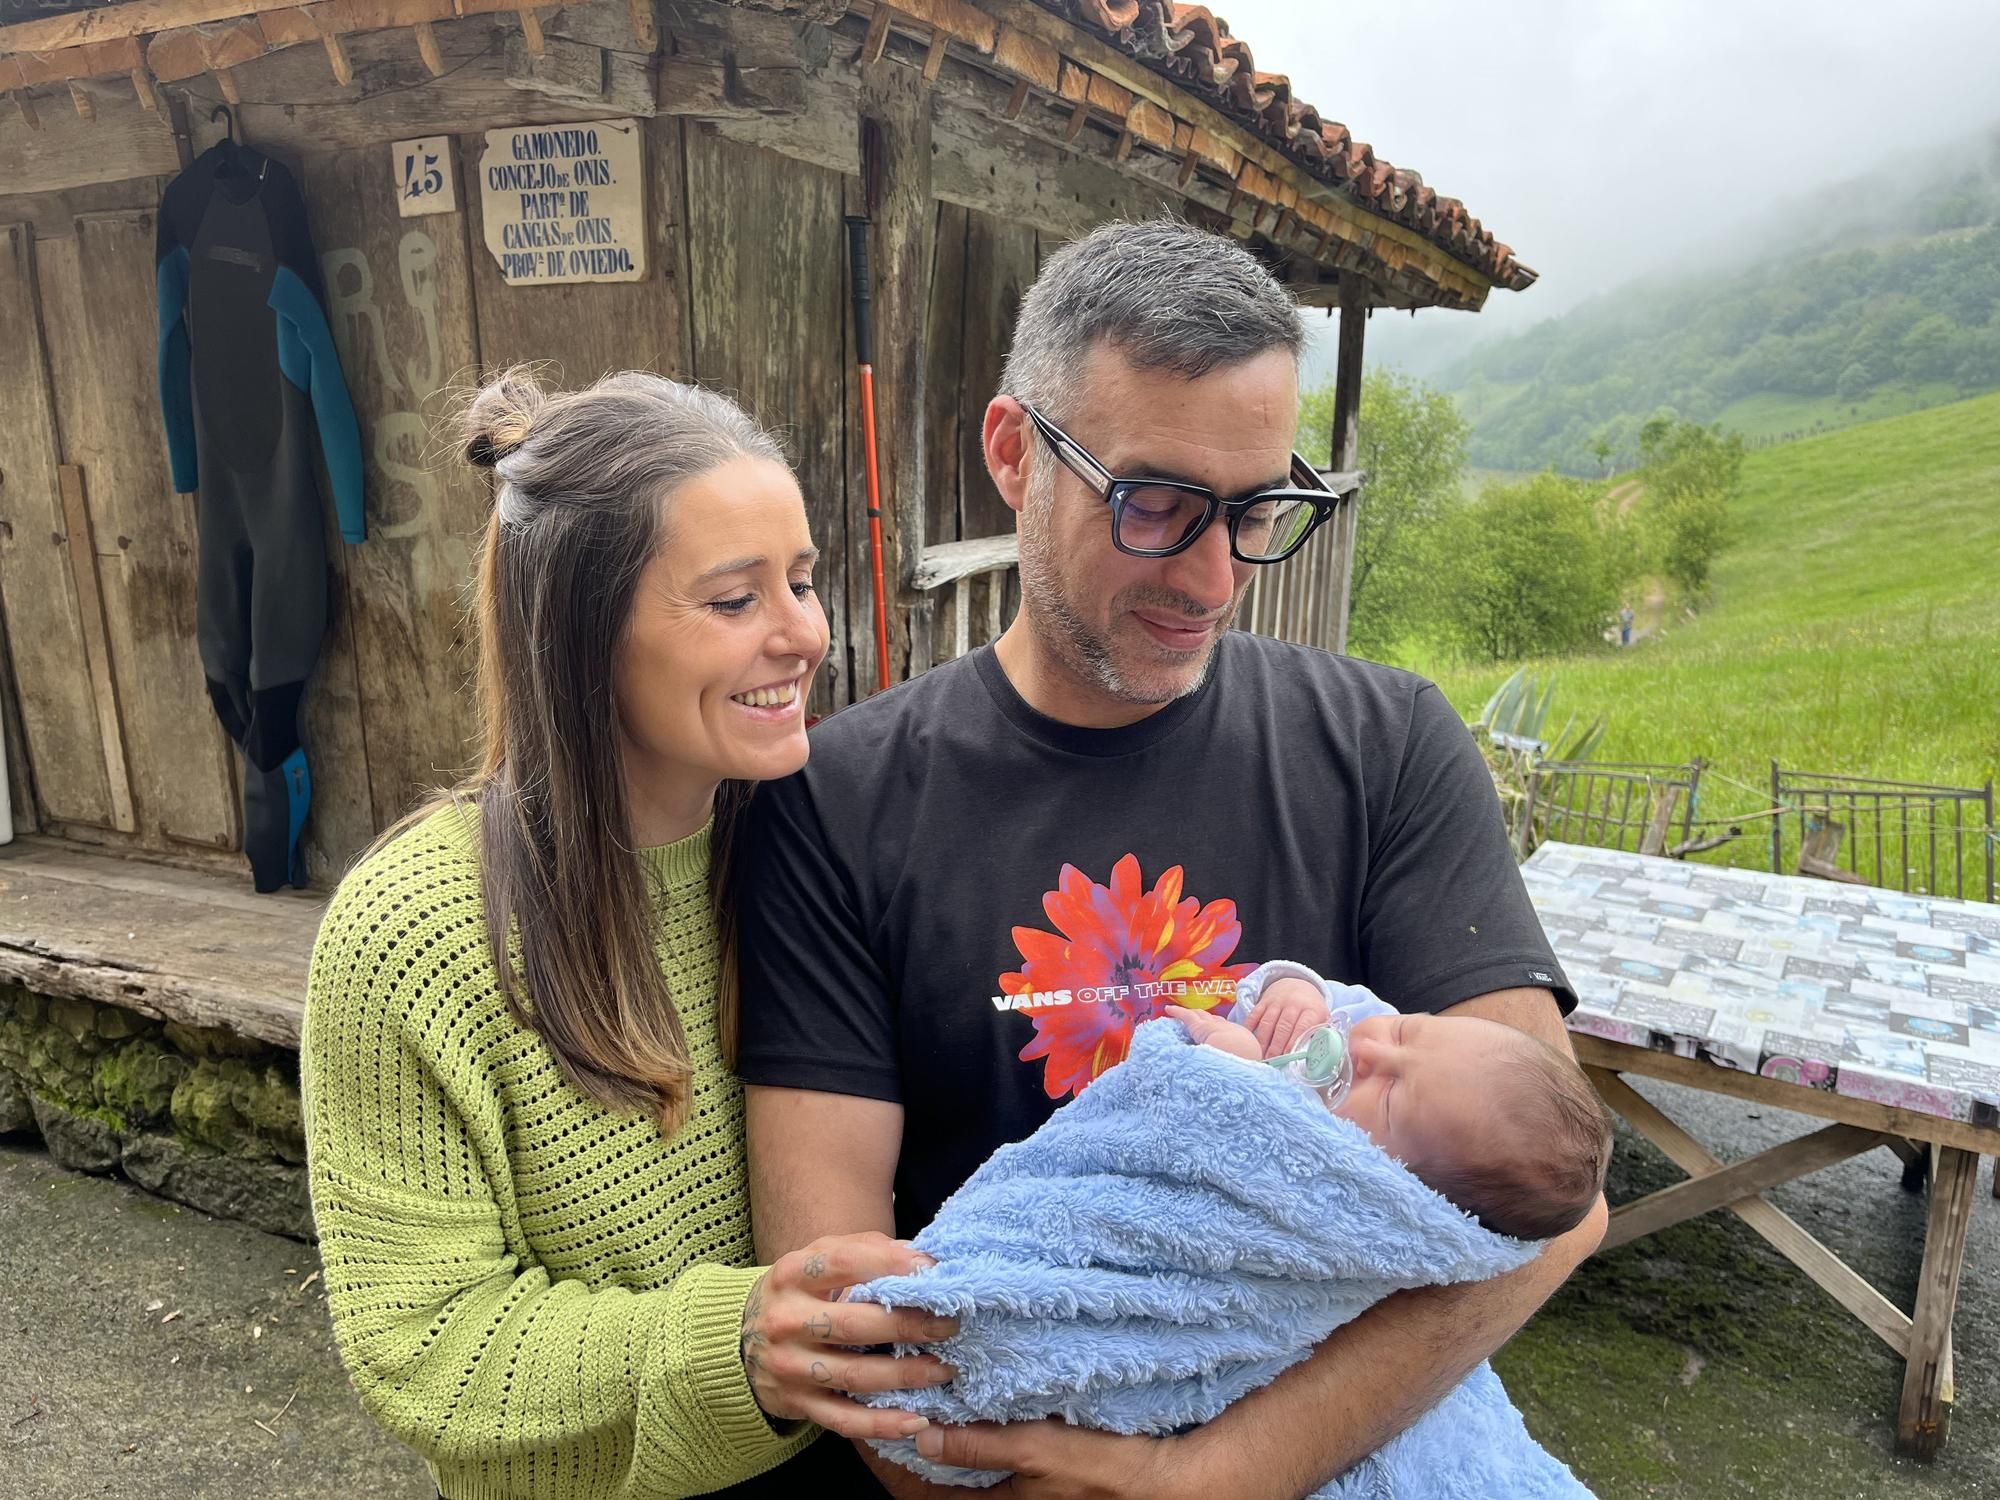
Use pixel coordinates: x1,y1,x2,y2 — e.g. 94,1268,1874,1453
0,984,312,1239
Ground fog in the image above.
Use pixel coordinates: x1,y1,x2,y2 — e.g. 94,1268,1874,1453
1223,0,2000,381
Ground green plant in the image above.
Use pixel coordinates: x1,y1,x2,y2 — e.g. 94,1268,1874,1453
1433,473,1622,663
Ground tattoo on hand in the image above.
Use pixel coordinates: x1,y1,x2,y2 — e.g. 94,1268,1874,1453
802,1252,828,1280
810,1360,833,1385
806,1312,834,1339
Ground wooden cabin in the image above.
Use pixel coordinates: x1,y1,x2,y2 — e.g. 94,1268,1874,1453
0,0,1533,1171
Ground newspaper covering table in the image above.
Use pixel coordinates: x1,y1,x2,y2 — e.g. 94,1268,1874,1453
1523,842,2000,1129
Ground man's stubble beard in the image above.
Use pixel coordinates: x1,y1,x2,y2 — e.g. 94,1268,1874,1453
1014,457,1240,708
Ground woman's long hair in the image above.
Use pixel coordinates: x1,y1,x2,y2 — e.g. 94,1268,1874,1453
427,368,785,1134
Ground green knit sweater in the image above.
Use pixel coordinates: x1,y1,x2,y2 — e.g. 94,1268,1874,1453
301,803,812,1500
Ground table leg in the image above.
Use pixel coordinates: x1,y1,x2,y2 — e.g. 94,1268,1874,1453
1897,1146,1979,1460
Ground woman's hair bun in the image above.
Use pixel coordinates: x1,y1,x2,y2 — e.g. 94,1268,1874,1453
463,369,548,469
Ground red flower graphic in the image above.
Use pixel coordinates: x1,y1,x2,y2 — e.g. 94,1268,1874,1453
1000,854,1254,1099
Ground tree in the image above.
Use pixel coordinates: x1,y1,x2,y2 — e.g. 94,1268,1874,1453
1433,473,1621,663
1297,370,1468,659
1634,418,1743,599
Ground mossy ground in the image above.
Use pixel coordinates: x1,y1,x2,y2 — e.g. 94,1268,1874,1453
1502,1113,1993,1498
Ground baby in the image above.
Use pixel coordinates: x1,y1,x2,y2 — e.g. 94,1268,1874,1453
1169,961,1609,1241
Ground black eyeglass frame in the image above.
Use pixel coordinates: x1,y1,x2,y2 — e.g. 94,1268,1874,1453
1020,403,1340,564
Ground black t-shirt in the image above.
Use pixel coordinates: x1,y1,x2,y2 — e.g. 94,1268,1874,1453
736,633,1572,1238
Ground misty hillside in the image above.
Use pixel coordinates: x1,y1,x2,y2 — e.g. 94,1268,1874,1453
1437,130,2000,473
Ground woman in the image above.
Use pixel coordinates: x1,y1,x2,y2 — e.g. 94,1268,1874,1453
301,370,949,1499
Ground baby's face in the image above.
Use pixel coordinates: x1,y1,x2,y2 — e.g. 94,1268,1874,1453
1333,1012,1518,1170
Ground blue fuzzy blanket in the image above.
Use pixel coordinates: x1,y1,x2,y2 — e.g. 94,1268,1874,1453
856,1019,1592,1498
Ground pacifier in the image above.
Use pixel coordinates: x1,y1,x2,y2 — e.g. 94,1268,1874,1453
1265,1022,1352,1107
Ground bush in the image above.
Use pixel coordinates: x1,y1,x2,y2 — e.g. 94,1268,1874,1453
1434,473,1622,662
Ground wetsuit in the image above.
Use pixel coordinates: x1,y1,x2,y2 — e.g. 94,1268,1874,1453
156,141,364,891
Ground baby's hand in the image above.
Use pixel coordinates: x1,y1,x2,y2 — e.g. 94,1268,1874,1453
1248,977,1330,1058
1165,1005,1264,1062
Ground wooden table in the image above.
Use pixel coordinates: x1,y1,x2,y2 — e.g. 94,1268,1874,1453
1522,842,2000,1460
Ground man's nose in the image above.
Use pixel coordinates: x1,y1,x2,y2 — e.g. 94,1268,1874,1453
1161,515,1242,613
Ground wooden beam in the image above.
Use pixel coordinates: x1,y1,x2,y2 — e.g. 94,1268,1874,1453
1589,1068,1915,1360
912,532,1017,590
859,3,892,65
54,467,137,834
1001,75,1027,119
68,81,95,119
0,0,307,54
412,18,443,74
920,29,948,85
12,89,37,128
1324,275,1364,653
1899,1146,1978,1459
1602,1122,1888,1251
321,28,353,85
1063,97,1086,143
626,0,656,51
517,5,545,56
1571,1032,2000,1156
130,64,157,110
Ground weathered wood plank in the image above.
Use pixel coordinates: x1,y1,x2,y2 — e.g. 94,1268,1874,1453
36,210,239,852
911,532,1015,590
154,18,656,165
1602,1121,1888,1251
460,114,688,385
1324,277,1365,652
55,466,138,833
1899,1145,1978,1459
859,56,932,685
0,223,113,829
957,207,1033,540
0,71,182,196
0,836,316,1046
684,127,850,714
304,146,486,838
923,200,968,548
1570,1032,2000,1156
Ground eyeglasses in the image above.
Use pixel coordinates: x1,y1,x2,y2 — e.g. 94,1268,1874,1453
1021,404,1340,564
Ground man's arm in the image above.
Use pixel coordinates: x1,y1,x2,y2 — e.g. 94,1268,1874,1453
748,1085,976,1500
913,985,1607,1500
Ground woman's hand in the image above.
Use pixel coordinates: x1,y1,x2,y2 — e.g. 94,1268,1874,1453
740,1231,959,1441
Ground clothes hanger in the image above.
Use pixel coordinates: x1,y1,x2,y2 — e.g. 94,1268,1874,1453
209,103,268,182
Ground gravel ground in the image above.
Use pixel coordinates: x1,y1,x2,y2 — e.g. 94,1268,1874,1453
2,1076,1995,1500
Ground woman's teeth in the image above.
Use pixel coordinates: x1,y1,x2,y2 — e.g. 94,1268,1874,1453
731,683,798,708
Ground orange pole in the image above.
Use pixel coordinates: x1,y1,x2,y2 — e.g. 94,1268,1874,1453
847,215,894,694
856,362,892,693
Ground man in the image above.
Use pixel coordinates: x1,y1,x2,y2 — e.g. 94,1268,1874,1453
737,219,1605,1499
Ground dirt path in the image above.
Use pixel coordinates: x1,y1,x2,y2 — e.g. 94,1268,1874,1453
0,1140,432,1498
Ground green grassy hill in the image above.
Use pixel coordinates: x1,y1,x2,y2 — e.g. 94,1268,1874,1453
1420,391,2000,877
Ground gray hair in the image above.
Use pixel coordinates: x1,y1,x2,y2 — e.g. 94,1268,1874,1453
1000,218,1308,420
464,368,784,530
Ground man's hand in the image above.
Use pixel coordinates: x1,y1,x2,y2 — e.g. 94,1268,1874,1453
916,1420,1194,1500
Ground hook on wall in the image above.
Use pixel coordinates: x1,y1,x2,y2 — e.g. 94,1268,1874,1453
210,102,238,142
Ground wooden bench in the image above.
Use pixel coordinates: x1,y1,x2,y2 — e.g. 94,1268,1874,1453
0,837,317,1048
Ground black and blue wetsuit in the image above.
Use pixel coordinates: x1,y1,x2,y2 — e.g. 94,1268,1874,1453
156,141,363,891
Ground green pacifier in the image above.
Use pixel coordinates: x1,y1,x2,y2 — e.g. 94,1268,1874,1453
1265,1023,1352,1105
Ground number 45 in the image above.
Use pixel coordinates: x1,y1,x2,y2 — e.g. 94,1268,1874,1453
403,152,444,198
